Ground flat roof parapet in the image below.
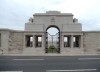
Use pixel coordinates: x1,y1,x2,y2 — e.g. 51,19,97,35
46,11,61,14
34,11,73,16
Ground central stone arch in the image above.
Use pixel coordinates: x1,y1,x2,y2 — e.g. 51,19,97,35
45,25,60,53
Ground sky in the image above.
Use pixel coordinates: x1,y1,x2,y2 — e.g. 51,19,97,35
0,0,100,31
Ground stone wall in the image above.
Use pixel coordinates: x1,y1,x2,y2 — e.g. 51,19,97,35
8,31,24,54
0,30,9,54
1,29,100,55
83,32,100,54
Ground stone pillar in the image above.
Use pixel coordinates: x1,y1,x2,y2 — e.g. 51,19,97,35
32,35,35,48
71,35,73,48
33,35,36,48
80,35,83,48
61,35,64,48
23,35,26,48
42,35,45,48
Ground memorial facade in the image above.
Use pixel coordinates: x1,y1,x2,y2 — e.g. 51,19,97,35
0,11,100,55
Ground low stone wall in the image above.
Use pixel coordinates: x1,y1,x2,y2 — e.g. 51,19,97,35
83,32,100,54
1,30,100,55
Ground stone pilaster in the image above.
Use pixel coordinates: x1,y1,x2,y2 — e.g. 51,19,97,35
61,35,64,48
23,35,26,48
71,35,73,48
32,35,35,48
33,35,36,48
42,35,45,48
80,35,83,48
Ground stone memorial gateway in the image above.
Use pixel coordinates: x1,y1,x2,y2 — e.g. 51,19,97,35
0,11,100,55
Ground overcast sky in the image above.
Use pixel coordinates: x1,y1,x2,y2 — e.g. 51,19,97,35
0,0,100,31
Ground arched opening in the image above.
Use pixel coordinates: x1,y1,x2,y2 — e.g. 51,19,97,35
45,25,60,53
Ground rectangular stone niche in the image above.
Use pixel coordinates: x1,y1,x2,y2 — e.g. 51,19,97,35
73,35,80,47
35,35,42,47
25,35,33,47
64,35,71,47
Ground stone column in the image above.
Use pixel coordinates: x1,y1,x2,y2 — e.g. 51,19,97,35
71,35,73,48
80,35,83,48
32,35,35,48
33,35,36,48
61,35,64,48
23,35,26,48
42,35,45,48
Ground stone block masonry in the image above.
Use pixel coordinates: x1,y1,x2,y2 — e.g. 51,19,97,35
8,32,24,54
